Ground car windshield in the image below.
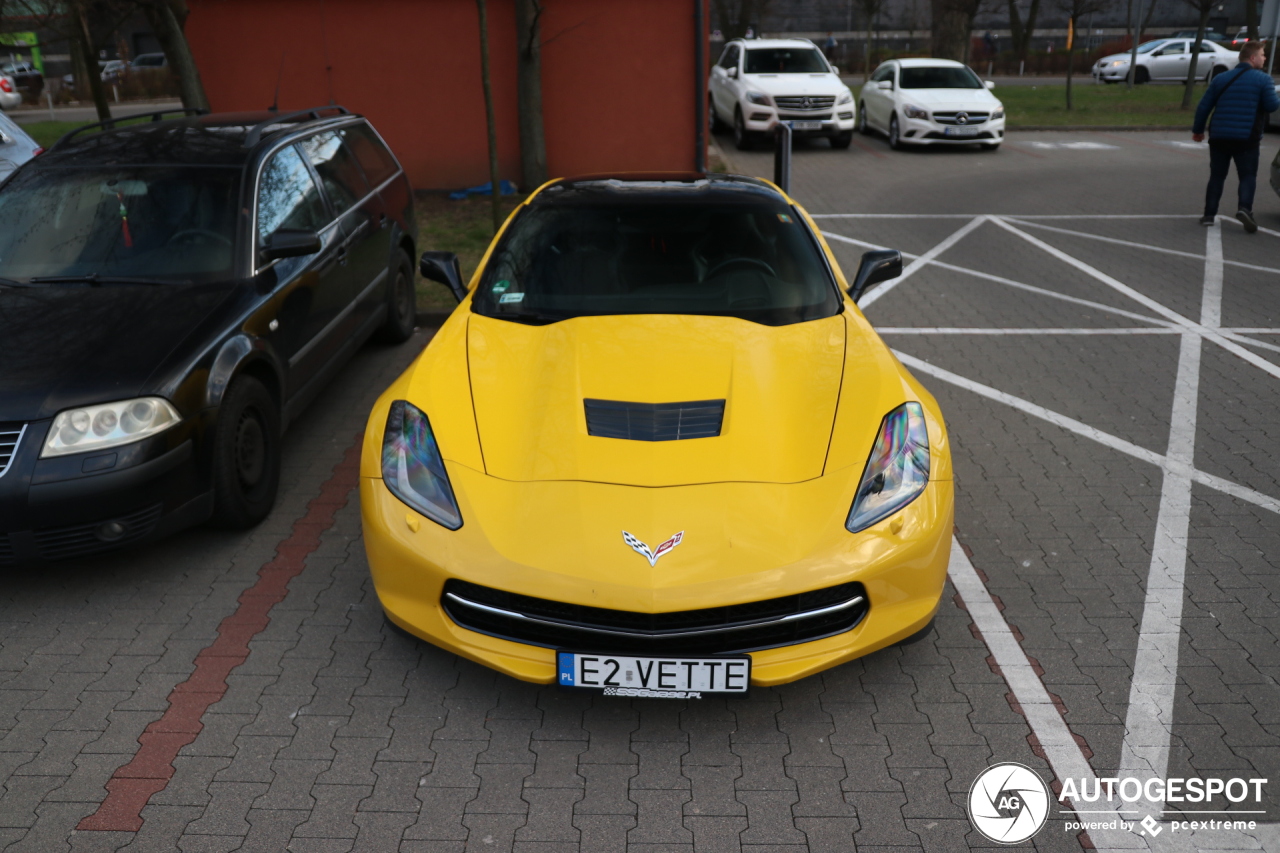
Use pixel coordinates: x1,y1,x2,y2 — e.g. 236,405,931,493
472,195,841,326
745,48,829,74
0,166,240,282
899,66,984,89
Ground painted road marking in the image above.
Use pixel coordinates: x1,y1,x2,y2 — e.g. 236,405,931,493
858,216,986,308
1026,141,1121,150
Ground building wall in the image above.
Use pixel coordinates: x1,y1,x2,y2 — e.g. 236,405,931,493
186,0,703,190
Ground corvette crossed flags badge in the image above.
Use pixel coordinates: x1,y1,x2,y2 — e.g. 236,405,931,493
622,531,684,567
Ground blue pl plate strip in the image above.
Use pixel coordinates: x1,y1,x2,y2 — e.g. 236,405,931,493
558,653,575,686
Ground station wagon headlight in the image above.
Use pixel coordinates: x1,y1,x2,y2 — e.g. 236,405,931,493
846,402,930,533
837,90,854,105
41,397,180,457
902,104,929,120
381,400,462,530
991,106,1005,120
746,91,773,106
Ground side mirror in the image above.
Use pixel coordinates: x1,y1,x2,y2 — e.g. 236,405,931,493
420,251,467,302
259,229,321,264
985,79,996,89
728,67,739,79
830,65,840,75
849,249,903,303
877,79,893,90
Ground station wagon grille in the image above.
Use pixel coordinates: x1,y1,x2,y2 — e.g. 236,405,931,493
584,399,724,441
0,423,25,478
933,111,989,125
774,95,836,111
442,579,869,655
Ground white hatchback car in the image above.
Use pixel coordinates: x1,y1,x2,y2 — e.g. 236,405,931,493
858,59,1005,150
1092,38,1239,84
708,38,857,150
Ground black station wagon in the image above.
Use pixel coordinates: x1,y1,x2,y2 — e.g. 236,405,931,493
0,106,427,564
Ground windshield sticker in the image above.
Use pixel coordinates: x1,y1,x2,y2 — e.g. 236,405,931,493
777,213,792,223
492,279,511,294
499,292,525,304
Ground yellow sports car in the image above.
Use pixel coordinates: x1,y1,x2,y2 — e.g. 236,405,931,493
360,173,952,693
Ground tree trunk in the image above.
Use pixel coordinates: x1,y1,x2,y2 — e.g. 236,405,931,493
1246,0,1258,40
1181,5,1210,110
1065,15,1075,109
73,2,111,122
476,0,502,235
1127,0,1156,87
864,20,872,80
514,0,546,190
141,0,209,111
930,0,969,60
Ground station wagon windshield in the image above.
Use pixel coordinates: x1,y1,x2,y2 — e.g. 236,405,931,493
745,48,829,74
0,166,239,283
899,66,984,88
473,196,841,326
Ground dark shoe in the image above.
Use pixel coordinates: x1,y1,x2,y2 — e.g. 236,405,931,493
1200,215,1215,226
1237,209,1257,233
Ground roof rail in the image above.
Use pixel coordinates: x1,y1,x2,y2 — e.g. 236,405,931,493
243,105,351,149
49,107,210,152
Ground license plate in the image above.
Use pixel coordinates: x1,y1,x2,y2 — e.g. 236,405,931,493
557,652,751,698
789,120,823,130
944,125,980,137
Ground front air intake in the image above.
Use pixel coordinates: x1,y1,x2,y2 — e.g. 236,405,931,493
584,399,725,441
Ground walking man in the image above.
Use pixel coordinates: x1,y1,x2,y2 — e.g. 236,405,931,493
1193,41,1279,232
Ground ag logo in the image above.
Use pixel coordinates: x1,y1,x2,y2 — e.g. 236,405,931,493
967,762,1050,844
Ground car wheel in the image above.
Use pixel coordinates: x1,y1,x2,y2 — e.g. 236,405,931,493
830,131,853,149
709,96,724,134
375,251,416,344
858,102,871,135
888,114,903,150
733,107,753,150
1134,66,1149,84
210,375,281,529
1209,64,1229,82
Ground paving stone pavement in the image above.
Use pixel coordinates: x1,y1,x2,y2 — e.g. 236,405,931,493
1,129,1279,851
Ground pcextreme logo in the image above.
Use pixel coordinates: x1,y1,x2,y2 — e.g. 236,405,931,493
967,763,1051,844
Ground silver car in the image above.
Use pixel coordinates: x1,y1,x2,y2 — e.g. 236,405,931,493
0,112,41,181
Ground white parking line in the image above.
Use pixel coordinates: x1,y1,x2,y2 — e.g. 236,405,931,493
878,327,1181,335
1025,141,1121,150
858,216,987,308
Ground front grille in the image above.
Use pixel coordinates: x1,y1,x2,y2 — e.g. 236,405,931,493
774,95,836,111
33,503,163,561
442,579,869,655
779,112,832,122
0,536,13,567
923,130,996,140
584,399,724,441
933,111,989,126
0,423,25,478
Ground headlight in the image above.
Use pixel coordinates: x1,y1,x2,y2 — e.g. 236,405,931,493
837,90,854,105
1109,59,1128,67
381,400,462,530
41,397,180,458
991,106,1005,120
902,104,929,120
846,402,930,533
746,91,773,106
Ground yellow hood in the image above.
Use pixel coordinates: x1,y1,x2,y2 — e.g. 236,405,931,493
466,312,846,486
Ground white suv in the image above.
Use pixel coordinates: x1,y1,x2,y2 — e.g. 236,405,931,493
708,38,856,150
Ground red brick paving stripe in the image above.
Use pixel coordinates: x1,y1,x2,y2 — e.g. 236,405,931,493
77,435,364,832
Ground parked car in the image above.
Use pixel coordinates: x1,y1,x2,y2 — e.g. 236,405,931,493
708,37,856,150
0,61,43,97
0,106,420,565
360,172,952,689
1230,27,1252,47
1170,29,1228,42
0,75,21,111
100,59,128,83
130,53,167,69
0,112,41,180
1092,38,1239,83
858,58,1004,150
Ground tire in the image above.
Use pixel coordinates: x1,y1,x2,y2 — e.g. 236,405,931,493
857,102,872,135
375,251,416,344
830,131,853,149
1209,65,1228,82
1134,66,1149,84
209,375,281,529
888,114,903,150
733,107,753,150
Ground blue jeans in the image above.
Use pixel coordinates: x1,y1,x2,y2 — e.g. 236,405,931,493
1204,140,1259,217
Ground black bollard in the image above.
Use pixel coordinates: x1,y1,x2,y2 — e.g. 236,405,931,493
773,122,792,194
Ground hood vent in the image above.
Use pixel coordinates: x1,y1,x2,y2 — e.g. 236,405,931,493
584,399,725,442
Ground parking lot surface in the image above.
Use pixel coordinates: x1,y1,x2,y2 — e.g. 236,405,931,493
1,129,1278,852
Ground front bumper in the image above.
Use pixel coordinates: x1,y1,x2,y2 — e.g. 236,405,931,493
361,465,953,686
0,417,212,565
742,105,857,136
898,115,1005,145
1093,66,1130,82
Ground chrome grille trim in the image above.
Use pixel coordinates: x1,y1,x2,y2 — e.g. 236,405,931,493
0,424,26,479
773,95,836,111
933,111,990,126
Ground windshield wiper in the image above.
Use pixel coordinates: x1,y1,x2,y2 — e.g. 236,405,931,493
0,276,40,288
28,274,192,287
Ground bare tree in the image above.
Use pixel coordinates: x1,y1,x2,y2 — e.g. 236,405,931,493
931,0,986,61
1007,0,1042,64
1125,0,1156,87
514,0,546,190
857,0,884,79
1055,0,1108,109
712,0,773,40
1179,0,1213,108
137,0,209,111
475,0,501,234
